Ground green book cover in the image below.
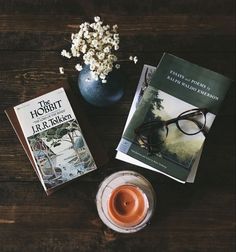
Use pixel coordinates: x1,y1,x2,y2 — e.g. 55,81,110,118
117,53,232,182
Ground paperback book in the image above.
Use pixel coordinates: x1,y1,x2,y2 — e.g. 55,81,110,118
117,53,232,183
116,64,202,182
5,83,108,194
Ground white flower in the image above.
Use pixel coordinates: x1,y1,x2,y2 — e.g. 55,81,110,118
114,44,119,50
112,24,118,31
98,52,105,60
84,30,90,38
84,59,90,65
71,33,75,40
92,32,98,37
60,17,137,83
75,64,83,71
129,55,138,64
90,23,95,29
115,64,120,69
90,65,95,71
102,37,108,43
71,45,80,57
104,46,110,53
81,44,87,53
109,55,117,61
114,34,119,40
100,73,106,80
107,37,113,43
59,67,64,74
91,39,98,47
94,16,101,22
133,56,138,64
61,49,71,58
78,30,83,37
102,79,107,83
83,54,89,61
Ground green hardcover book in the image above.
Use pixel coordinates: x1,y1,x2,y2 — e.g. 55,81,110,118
117,53,232,183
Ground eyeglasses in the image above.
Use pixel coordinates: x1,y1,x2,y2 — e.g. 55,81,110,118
134,108,208,154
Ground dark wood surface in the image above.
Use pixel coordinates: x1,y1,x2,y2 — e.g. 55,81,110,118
0,1,235,251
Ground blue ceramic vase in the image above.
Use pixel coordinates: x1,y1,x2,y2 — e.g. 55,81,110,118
78,65,125,107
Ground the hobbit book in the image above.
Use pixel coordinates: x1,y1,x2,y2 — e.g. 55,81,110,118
5,84,108,194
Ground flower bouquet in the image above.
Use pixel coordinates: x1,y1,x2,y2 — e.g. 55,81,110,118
60,16,137,83
60,16,138,106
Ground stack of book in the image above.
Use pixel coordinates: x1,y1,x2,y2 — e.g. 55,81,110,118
116,53,232,183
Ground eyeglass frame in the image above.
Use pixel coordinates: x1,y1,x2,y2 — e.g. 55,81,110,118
134,108,208,154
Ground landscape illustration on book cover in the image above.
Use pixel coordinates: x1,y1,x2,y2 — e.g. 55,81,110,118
14,88,97,190
117,53,231,182
124,87,213,168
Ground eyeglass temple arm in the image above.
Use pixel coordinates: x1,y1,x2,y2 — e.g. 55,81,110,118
136,120,165,130
179,109,207,120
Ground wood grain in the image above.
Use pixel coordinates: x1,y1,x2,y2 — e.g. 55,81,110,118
0,0,235,251
0,182,235,251
0,0,235,15
0,15,234,52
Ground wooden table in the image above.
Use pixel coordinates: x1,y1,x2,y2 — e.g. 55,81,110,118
0,1,235,251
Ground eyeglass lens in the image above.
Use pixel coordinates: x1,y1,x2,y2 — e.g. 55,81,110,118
177,110,206,135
